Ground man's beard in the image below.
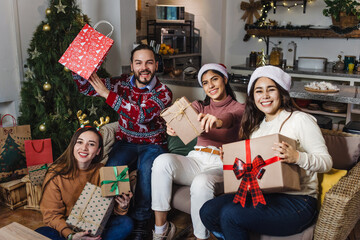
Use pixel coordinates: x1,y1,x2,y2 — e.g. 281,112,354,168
134,70,155,86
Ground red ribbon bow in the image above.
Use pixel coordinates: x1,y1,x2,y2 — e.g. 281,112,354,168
3,129,13,135
232,156,266,207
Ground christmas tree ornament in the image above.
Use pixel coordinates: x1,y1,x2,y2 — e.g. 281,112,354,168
30,48,41,59
35,92,45,103
24,68,35,79
55,0,67,14
43,24,51,32
64,66,71,72
39,123,46,132
43,82,52,91
45,8,51,15
88,104,98,116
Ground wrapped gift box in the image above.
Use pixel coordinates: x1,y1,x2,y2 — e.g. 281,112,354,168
223,133,301,194
66,182,114,236
28,163,51,186
100,166,130,197
161,97,203,145
0,179,27,210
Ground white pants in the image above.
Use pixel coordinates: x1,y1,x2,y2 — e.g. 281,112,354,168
151,147,223,239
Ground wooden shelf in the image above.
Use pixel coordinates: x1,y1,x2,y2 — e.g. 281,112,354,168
246,28,360,38
300,107,347,118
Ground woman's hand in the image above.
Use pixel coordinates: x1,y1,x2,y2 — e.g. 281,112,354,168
115,191,133,209
219,146,224,162
88,73,110,99
72,231,101,240
198,113,222,133
272,141,299,164
166,125,177,136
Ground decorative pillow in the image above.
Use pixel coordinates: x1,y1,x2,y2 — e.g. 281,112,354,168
318,169,347,208
167,135,196,156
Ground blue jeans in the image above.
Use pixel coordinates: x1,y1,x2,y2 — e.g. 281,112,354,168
35,214,133,240
200,193,318,240
106,141,166,221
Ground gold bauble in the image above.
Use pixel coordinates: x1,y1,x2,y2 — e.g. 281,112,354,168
43,82,52,91
64,66,71,72
43,24,51,31
45,8,51,15
39,124,46,132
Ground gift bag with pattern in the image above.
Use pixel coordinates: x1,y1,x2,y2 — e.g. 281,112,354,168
0,114,31,182
66,182,115,236
24,138,53,186
58,20,114,80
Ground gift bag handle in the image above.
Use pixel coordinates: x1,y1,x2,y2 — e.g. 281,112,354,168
93,20,114,38
31,141,45,153
0,114,17,127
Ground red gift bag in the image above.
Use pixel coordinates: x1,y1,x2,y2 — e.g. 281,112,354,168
25,139,53,167
58,20,114,80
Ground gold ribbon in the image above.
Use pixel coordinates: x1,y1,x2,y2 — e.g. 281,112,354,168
163,99,200,136
240,0,262,24
69,184,103,232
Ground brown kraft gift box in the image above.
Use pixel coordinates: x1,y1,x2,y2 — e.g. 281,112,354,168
222,133,301,194
66,182,114,236
161,96,203,145
100,166,130,197
28,163,52,186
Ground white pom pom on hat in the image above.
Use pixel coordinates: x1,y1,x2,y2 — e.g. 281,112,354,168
197,63,228,86
247,65,292,94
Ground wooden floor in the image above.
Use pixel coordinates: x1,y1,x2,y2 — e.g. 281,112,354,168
0,204,216,240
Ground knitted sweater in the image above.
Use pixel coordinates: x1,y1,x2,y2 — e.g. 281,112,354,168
192,95,245,148
73,74,173,146
40,163,128,238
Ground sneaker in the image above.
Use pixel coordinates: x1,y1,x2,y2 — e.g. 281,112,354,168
131,220,150,240
152,222,176,240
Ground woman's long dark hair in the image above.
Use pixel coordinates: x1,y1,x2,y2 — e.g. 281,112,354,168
199,70,237,106
41,127,103,200
239,78,300,140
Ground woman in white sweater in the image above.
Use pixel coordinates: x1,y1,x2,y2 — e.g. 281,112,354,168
199,66,332,239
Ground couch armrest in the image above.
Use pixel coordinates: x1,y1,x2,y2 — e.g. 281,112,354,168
314,161,360,240
99,122,119,164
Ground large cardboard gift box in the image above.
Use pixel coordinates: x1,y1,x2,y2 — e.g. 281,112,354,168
161,97,203,145
223,133,301,194
66,182,114,236
100,166,130,197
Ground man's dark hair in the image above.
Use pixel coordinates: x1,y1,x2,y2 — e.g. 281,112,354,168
130,44,156,62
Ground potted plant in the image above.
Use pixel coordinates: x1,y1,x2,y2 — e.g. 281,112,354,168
323,0,360,28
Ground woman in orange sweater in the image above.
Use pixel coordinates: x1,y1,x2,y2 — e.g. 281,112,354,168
36,127,133,240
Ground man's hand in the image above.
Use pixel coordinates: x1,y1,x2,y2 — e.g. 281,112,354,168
88,73,110,99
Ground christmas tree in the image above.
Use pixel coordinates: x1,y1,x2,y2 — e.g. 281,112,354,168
18,0,117,158
0,134,26,174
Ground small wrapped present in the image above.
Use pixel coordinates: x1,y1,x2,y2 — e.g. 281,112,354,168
28,163,51,186
100,166,130,197
58,21,114,80
161,97,203,145
223,133,301,207
66,182,114,236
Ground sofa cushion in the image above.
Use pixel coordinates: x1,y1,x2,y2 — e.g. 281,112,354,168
317,169,347,207
167,135,196,156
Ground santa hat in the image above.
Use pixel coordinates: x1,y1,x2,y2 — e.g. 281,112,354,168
247,66,291,94
197,63,228,87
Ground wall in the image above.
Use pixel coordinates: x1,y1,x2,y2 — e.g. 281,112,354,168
138,0,226,64
224,0,360,69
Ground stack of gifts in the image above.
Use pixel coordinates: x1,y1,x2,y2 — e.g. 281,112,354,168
66,182,115,236
24,139,53,186
100,166,130,197
222,133,301,207
161,97,203,144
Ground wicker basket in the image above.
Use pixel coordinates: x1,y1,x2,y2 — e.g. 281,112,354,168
339,12,359,29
